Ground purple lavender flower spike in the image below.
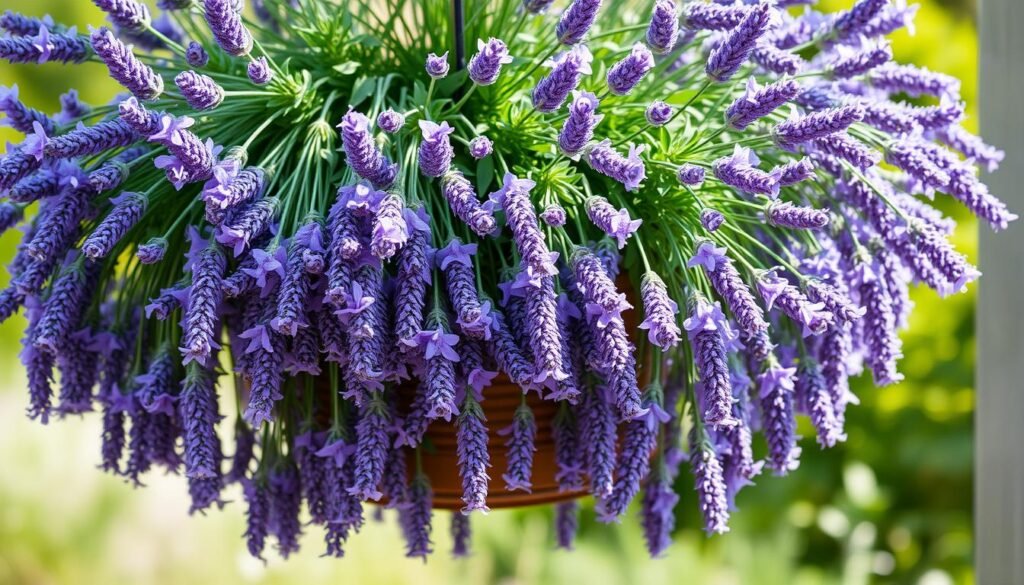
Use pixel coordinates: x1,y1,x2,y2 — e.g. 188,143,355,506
687,241,769,336
853,261,904,385
705,1,773,83
753,44,804,76
677,163,706,186
0,149,43,191
797,359,846,448
764,200,830,230
56,89,90,125
242,479,269,560
176,71,224,111
776,157,815,186
533,45,592,113
501,403,536,492
268,463,302,557
440,170,496,237
215,197,277,256
496,173,558,279
557,0,603,45
395,211,431,345
691,437,730,534
82,192,147,259
598,400,662,520
1,85,55,134
32,261,96,354
425,52,449,79
418,120,455,178
759,363,800,475
683,2,749,31
0,11,55,36
757,270,833,336
812,133,880,171
684,295,739,428
149,116,216,187
523,0,556,14
406,325,461,420
524,275,568,384
701,208,725,232
272,243,312,336
205,167,266,224
885,139,950,191
639,272,681,350
0,203,24,235
586,140,646,192
450,513,471,557
869,63,961,99
181,244,225,366
832,0,888,42
571,247,632,329
829,41,892,79
486,310,536,389
1,26,89,65
400,474,434,559
180,362,223,480
339,109,397,189
377,109,405,134
203,0,253,56
585,196,642,249
713,145,781,197
581,386,616,497
641,472,679,556
773,104,864,150
555,501,580,550
93,0,151,31
186,41,209,67
559,91,602,157
553,406,584,491
645,101,673,127
457,397,490,513
727,77,800,130
90,27,164,100
646,0,679,54
248,57,273,85
607,43,654,95
349,397,390,501
439,240,492,339
468,38,512,86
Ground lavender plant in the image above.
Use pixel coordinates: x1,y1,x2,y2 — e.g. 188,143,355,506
0,0,1009,560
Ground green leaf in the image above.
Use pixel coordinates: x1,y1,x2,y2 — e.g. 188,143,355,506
332,61,361,75
349,77,375,108
666,89,700,106
476,156,495,194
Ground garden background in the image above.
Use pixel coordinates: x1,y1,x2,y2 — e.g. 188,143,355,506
0,1,981,583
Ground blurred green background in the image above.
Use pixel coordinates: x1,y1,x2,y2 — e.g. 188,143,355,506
0,2,980,584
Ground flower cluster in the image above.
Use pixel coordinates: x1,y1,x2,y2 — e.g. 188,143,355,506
0,0,1008,560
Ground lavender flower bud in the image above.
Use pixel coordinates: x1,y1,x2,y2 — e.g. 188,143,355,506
692,438,730,534
683,3,748,31
641,472,679,556
180,362,222,480
1,84,55,134
586,140,646,192
175,71,223,110
599,406,659,520
497,173,558,279
797,359,846,447
773,104,864,150
757,270,833,336
82,192,147,259
712,145,781,197
639,272,681,350
764,200,830,230
0,26,89,65
559,91,602,156
181,245,225,366
646,0,679,54
45,119,140,160
349,397,390,500
885,139,950,191
557,0,603,45
645,100,673,126
418,120,455,178
533,45,592,113
701,208,725,231
677,163,706,186
339,109,397,188
450,513,471,557
468,38,512,86
247,57,272,85
457,397,490,512
501,403,536,492
186,41,209,67
524,276,568,384
215,197,277,256
705,1,773,82
0,11,54,36
400,474,433,559
242,479,269,560
687,241,769,336
555,501,580,550
425,52,449,79
202,0,252,56
759,364,799,474
371,194,408,260
581,387,616,497
439,170,496,237
776,157,815,186
607,43,655,96
833,0,888,42
585,196,642,249
829,42,892,79
684,296,738,428
752,44,804,76
93,0,151,31
812,132,880,171
869,63,960,99
727,77,800,130
90,27,164,100
377,109,404,134
540,203,566,227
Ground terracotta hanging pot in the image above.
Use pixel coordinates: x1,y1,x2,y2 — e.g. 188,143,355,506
406,375,583,510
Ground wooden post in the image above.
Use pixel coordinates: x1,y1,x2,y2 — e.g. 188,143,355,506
978,0,1024,582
